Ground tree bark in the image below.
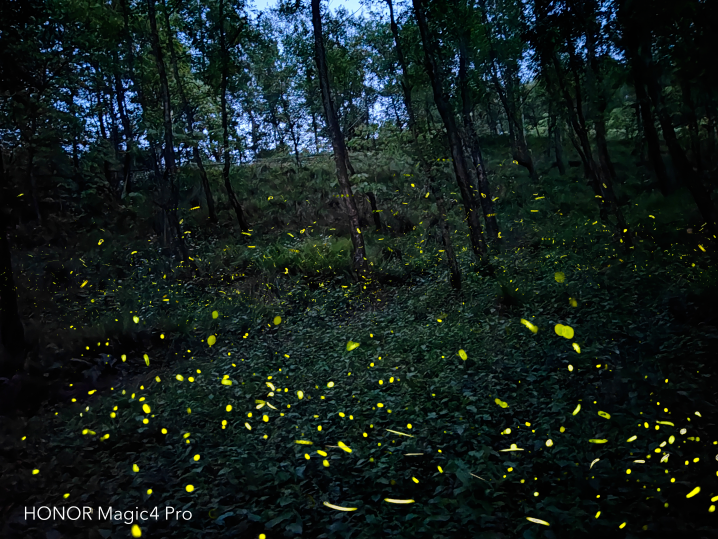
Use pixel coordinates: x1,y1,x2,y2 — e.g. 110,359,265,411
119,0,139,197
619,0,718,233
219,0,249,232
412,0,486,262
550,52,632,245
281,94,302,167
631,68,669,193
680,78,703,172
552,115,567,175
458,35,499,243
147,0,190,262
311,0,369,277
162,0,217,223
366,192,383,232
642,57,718,235
112,50,134,199
0,153,25,371
585,29,617,185
386,0,461,288
479,4,538,184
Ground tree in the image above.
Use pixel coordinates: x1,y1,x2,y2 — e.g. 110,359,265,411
531,0,632,246
218,0,250,232
311,0,370,277
0,152,25,373
385,0,461,289
147,0,191,261
478,0,539,184
457,29,499,243
617,0,718,236
161,0,218,223
412,0,487,263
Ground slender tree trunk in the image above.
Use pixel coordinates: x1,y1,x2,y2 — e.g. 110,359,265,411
311,0,369,277
267,101,284,147
643,59,718,235
486,100,498,136
162,0,217,223
112,51,134,199
551,53,631,245
219,0,249,232
96,88,108,140
0,153,25,371
413,0,486,263
387,0,417,136
390,94,403,131
192,139,217,222
119,0,139,196
634,72,669,194
281,96,301,167
386,0,461,287
69,88,81,182
366,192,383,232
586,30,617,184
554,119,566,175
480,5,538,184
459,35,499,243
546,101,553,159
248,110,260,155
311,111,320,153
147,0,190,262
108,83,121,154
680,79,703,172
26,147,41,225
96,86,120,196
621,0,718,233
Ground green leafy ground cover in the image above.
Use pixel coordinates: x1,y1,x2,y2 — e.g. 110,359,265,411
3,150,718,539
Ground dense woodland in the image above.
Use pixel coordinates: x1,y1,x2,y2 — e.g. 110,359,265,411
2,0,718,537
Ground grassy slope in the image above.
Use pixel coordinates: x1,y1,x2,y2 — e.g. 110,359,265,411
2,142,718,539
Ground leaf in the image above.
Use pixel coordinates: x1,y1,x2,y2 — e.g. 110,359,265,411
265,513,290,528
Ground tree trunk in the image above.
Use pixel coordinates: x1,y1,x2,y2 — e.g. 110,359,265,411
248,110,260,156
281,95,302,167
219,0,249,232
458,35,499,244
192,142,217,222
412,0,486,263
551,52,631,245
642,57,718,235
311,110,320,153
486,100,498,136
386,0,461,288
147,0,190,262
119,0,138,197
585,30,617,185
553,116,567,175
366,192,383,232
680,78,703,173
311,0,369,278
26,143,41,224
620,0,718,233
112,51,134,199
480,5,538,184
162,0,217,223
634,71,669,194
0,155,25,372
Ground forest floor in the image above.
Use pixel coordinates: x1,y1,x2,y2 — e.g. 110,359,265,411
2,151,718,539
